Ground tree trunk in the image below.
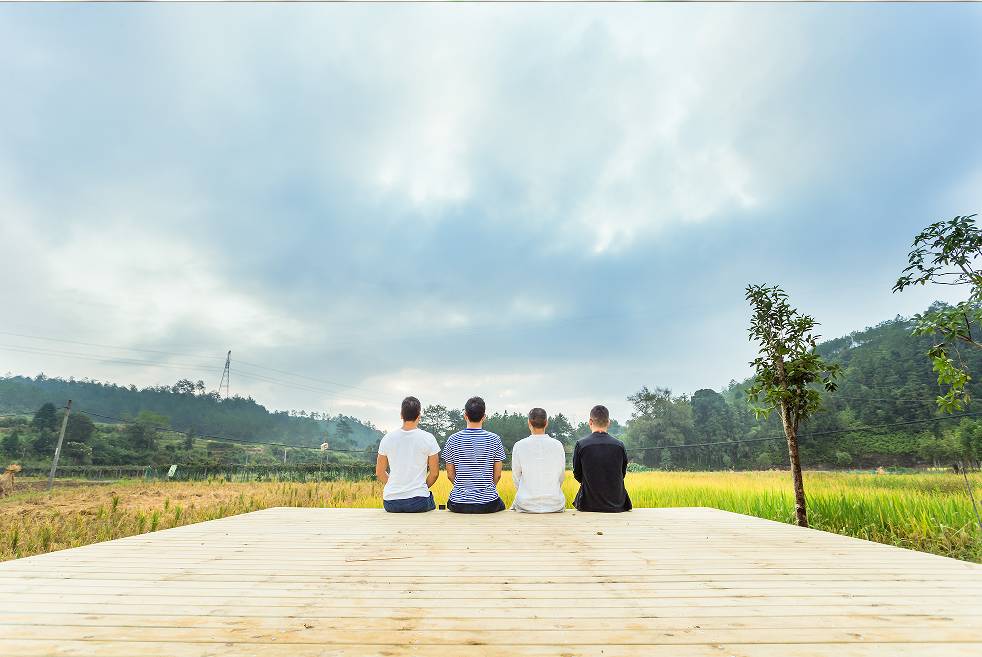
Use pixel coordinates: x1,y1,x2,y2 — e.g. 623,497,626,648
780,404,808,528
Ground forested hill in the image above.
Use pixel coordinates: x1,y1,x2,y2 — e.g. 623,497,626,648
0,376,382,450
678,304,982,470
2,302,982,470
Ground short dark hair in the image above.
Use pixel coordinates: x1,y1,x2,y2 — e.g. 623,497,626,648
464,396,486,422
589,404,610,427
401,396,422,422
528,408,548,430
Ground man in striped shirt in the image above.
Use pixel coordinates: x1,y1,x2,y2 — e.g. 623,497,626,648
442,396,507,514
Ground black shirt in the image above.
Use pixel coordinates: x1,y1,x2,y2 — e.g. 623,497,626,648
572,431,632,512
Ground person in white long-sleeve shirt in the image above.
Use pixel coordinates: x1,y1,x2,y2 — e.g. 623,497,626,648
511,408,568,513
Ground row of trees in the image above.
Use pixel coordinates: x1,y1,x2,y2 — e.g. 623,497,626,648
0,402,371,468
0,375,384,454
4,312,981,471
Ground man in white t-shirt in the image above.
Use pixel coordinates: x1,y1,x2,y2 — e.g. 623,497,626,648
511,407,567,513
376,396,440,513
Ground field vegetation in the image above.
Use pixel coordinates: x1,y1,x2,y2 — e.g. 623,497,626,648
2,470,979,563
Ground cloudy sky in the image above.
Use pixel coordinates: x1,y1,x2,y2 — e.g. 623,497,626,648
1,5,979,430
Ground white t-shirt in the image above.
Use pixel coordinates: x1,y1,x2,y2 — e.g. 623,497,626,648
511,433,567,513
378,428,440,501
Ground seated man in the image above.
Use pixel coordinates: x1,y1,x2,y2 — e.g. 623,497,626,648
376,396,440,513
442,396,507,513
511,407,567,513
572,404,632,513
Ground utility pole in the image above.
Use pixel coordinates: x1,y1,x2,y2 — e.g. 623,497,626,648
283,447,288,464
47,400,72,492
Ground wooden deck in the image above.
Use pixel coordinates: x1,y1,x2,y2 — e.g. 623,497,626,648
1,507,981,656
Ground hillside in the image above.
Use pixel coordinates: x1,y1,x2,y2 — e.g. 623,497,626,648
2,302,982,470
619,302,982,470
0,375,382,451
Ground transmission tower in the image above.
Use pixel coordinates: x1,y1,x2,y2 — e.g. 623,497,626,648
218,350,231,400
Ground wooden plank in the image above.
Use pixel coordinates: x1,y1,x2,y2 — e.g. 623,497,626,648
1,612,975,631
0,507,978,656
4,640,982,657
4,624,982,645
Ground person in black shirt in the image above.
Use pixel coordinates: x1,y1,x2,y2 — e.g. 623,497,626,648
572,404,632,512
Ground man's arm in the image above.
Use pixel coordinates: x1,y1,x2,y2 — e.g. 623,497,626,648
512,447,523,489
621,445,629,477
572,442,582,482
375,454,389,485
493,460,503,485
426,453,439,488
446,462,456,484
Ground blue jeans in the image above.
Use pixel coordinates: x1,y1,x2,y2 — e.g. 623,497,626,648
383,492,436,513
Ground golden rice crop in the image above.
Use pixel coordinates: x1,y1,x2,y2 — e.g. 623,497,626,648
1,471,979,562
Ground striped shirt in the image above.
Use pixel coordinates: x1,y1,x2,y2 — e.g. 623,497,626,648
442,428,507,504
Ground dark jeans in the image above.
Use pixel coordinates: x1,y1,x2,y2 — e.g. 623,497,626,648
383,492,436,513
447,497,506,514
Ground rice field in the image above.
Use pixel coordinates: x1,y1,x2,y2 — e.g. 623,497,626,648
1,470,979,563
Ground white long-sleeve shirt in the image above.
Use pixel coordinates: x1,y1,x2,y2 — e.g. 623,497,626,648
511,433,567,513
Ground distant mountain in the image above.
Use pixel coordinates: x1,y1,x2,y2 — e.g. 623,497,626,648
0,375,382,450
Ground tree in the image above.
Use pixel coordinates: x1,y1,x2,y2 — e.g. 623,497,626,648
64,441,93,465
419,404,454,440
171,379,197,396
1,430,21,459
31,430,57,457
746,284,841,527
124,411,169,451
65,413,95,444
419,405,464,442
335,417,353,444
692,389,734,468
32,403,59,433
183,428,196,451
624,387,693,468
548,413,575,446
893,215,982,412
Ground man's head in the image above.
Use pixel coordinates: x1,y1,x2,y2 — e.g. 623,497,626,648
528,407,548,434
588,404,610,432
464,396,486,424
401,396,422,425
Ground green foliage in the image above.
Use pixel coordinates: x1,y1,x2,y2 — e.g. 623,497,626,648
624,387,692,468
64,413,95,444
894,215,982,412
32,403,59,433
31,430,56,457
1,430,21,459
419,404,465,442
0,375,384,464
63,441,93,465
745,284,841,427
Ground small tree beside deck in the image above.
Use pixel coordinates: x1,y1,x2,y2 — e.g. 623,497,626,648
745,284,840,528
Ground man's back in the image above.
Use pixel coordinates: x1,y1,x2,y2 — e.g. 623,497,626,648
511,434,567,513
443,428,506,504
572,431,632,512
377,428,439,501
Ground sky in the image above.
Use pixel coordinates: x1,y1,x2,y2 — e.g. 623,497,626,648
1,4,980,431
